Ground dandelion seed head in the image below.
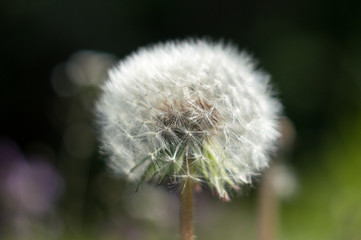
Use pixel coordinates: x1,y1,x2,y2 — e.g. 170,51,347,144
96,39,282,199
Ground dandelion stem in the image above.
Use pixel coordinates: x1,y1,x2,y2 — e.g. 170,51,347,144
180,176,194,240
180,146,194,240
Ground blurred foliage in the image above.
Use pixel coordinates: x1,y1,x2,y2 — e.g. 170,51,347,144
1,0,361,239
282,114,361,240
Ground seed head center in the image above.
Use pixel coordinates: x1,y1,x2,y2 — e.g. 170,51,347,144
154,97,221,140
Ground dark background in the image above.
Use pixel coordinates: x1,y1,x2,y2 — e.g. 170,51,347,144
1,0,361,239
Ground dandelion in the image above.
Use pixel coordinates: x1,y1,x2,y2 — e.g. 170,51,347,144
96,39,281,239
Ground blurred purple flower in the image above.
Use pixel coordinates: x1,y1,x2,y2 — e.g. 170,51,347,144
0,138,64,216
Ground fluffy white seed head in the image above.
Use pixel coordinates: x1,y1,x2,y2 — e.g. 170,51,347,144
96,39,282,200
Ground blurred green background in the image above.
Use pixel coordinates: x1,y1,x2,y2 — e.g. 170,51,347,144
1,0,361,239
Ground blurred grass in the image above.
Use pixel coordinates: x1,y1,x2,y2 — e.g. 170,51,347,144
282,114,361,240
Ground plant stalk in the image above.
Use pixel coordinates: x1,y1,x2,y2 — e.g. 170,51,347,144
258,167,278,240
180,177,194,240
180,146,194,240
